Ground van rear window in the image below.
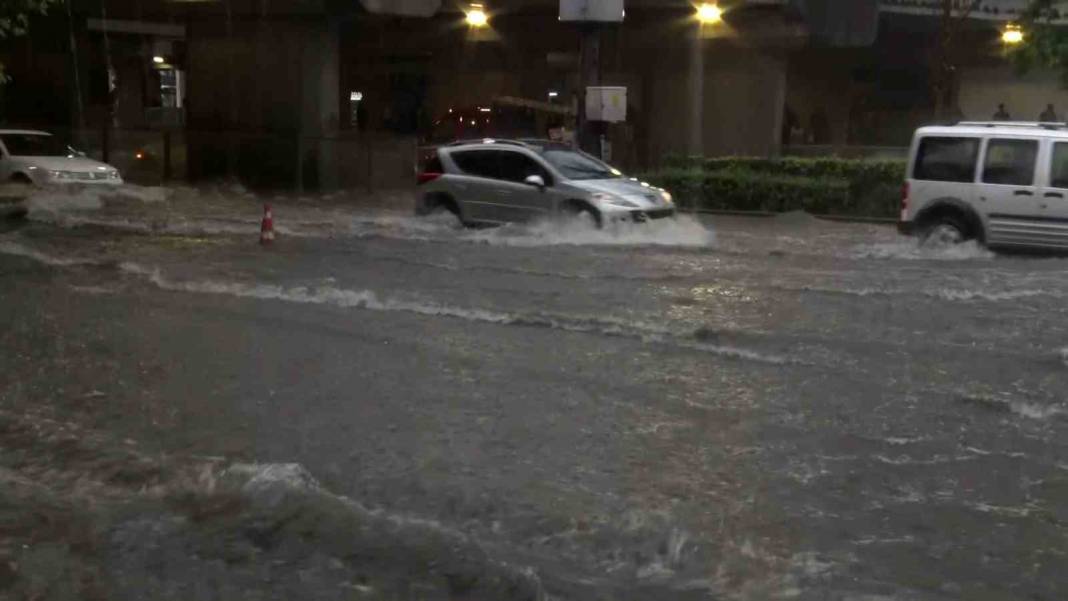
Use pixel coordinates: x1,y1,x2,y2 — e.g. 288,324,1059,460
913,137,979,183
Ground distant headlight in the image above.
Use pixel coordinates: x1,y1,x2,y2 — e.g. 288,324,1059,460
661,190,673,204
592,192,638,208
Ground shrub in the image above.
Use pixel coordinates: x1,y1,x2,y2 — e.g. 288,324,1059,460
642,156,907,218
645,168,854,214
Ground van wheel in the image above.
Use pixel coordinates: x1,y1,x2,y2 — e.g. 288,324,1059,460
921,215,969,247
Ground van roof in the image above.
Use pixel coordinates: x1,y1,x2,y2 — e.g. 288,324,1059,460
917,122,1068,139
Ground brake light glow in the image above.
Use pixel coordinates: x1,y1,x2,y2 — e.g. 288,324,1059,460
418,172,443,185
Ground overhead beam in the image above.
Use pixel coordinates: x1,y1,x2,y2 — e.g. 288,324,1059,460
87,18,186,37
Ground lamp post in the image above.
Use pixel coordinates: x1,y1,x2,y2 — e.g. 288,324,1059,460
1002,24,1024,45
689,3,722,157
465,4,488,28
696,3,722,24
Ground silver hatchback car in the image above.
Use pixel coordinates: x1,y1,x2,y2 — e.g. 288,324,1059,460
415,139,675,227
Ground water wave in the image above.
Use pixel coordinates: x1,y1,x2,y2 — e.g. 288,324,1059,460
115,263,788,364
848,240,994,261
0,239,100,267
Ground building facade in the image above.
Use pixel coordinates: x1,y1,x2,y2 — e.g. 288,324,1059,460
0,0,1063,189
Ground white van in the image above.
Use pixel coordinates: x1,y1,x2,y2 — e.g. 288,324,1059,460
901,122,1068,250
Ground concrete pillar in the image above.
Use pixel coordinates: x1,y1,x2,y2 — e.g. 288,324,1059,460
187,16,340,190
304,19,340,191
769,54,787,157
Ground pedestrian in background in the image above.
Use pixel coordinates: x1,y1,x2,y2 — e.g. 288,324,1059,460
993,103,1011,121
1040,104,1058,122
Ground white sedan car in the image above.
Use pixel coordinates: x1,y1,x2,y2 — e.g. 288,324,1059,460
0,129,122,185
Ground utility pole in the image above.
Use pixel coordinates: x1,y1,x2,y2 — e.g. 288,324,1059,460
563,0,622,154
577,25,601,154
65,0,85,144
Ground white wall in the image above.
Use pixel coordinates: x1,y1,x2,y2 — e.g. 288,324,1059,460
959,65,1068,122
647,46,786,161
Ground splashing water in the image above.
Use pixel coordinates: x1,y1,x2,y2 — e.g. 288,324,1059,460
25,187,106,215
461,214,716,248
848,240,994,261
24,184,170,216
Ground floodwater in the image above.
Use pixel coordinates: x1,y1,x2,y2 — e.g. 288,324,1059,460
2,184,1067,600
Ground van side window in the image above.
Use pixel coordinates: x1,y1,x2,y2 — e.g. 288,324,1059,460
1050,143,1068,189
982,139,1038,186
913,137,979,182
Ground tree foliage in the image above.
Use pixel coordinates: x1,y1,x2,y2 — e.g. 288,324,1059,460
1008,0,1068,87
0,0,59,84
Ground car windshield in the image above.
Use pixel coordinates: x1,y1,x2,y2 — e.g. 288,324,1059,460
1,134,76,157
541,148,620,180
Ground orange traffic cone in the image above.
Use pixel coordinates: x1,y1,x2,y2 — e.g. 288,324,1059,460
260,204,275,245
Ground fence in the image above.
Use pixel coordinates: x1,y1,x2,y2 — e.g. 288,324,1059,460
52,127,420,192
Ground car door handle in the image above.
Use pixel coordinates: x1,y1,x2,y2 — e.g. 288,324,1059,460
1014,190,1034,196
1044,192,1065,198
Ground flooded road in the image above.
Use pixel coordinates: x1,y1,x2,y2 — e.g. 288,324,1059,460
2,185,1067,600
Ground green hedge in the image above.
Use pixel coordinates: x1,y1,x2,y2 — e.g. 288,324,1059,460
645,156,907,218
647,168,852,214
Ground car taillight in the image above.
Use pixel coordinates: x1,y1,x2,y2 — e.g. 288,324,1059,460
900,181,910,221
417,172,442,185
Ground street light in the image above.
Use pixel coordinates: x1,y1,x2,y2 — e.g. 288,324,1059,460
466,4,488,28
1002,24,1024,45
696,3,722,24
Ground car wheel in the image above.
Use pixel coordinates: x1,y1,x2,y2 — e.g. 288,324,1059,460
10,173,33,185
564,203,602,229
921,215,970,247
424,197,465,227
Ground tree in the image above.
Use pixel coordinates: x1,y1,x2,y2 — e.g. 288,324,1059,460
929,0,982,121
0,0,59,84
1010,1,1068,87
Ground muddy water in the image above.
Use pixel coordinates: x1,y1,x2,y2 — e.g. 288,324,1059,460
2,185,1068,600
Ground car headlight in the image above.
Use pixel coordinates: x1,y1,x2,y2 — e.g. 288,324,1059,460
49,170,77,180
591,192,638,208
660,190,673,204
108,170,121,180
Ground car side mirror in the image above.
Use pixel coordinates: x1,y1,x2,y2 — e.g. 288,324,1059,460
524,174,546,189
